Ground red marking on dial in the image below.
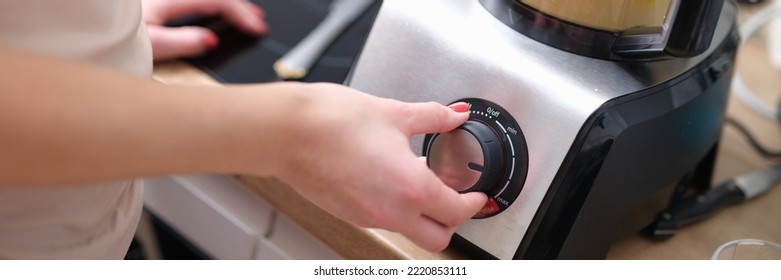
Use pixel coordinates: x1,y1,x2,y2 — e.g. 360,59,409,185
475,197,500,218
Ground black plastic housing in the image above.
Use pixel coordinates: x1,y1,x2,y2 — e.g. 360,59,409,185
517,22,739,260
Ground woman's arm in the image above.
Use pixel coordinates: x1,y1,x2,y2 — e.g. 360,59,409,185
0,44,486,252
0,44,265,184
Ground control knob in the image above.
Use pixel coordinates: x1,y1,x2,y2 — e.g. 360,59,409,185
427,120,505,193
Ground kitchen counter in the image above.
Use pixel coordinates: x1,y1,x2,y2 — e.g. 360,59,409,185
151,6,781,259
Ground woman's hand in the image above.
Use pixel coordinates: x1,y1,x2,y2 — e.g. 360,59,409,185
142,0,268,61
249,83,488,252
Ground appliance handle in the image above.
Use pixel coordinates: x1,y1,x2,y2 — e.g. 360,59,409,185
664,0,725,57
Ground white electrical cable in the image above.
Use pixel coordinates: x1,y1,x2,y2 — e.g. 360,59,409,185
733,2,781,120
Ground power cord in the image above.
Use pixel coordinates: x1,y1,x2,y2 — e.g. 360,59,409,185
724,117,781,158
721,91,781,159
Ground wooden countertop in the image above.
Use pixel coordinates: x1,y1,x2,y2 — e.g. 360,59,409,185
152,5,781,259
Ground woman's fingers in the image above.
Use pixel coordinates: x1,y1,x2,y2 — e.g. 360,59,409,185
144,0,268,35
146,25,218,60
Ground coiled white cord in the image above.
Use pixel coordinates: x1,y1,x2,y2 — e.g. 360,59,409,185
733,1,781,120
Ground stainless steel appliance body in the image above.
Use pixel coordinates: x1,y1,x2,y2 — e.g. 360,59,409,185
347,0,739,259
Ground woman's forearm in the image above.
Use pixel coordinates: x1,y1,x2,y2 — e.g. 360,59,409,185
0,44,489,252
0,45,298,186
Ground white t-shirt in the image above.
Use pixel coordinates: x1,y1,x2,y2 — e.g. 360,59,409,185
0,0,152,259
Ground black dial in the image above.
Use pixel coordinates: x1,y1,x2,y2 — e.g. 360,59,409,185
423,98,528,218
427,121,504,193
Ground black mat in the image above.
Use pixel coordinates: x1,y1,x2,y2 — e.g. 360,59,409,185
173,0,382,84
